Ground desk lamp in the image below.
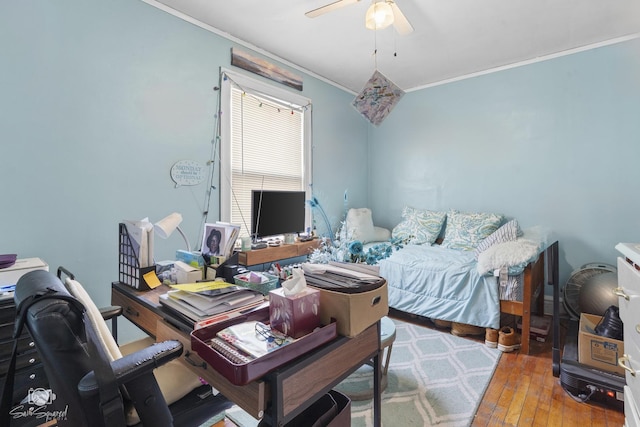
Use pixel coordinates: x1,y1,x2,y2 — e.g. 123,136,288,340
154,212,192,252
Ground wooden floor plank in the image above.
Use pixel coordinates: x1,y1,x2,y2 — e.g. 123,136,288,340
590,405,608,427
504,370,530,425
530,365,555,427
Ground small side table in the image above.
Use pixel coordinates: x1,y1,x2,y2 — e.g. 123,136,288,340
339,316,396,401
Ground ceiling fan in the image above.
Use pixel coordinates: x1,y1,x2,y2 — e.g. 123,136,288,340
305,0,414,36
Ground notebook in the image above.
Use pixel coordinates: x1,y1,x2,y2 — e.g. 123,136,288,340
209,337,254,364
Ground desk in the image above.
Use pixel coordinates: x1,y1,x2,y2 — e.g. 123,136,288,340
238,240,320,266
112,282,382,426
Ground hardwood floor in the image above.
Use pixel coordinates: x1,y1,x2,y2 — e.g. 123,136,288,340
472,319,625,427
389,310,625,427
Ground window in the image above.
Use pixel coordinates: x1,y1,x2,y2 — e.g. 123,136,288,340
220,69,312,238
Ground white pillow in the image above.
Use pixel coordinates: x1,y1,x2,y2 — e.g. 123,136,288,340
372,226,391,242
65,278,122,361
344,208,376,243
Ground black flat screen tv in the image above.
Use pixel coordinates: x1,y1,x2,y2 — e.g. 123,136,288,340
251,190,306,240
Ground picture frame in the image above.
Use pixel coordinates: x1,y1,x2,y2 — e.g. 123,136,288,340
231,48,303,91
202,222,241,265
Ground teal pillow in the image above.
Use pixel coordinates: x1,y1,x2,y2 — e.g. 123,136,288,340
391,207,446,245
441,210,504,251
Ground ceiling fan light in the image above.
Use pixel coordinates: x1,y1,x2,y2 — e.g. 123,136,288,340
365,2,394,30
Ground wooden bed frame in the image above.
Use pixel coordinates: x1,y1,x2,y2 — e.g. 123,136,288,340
431,236,547,355
500,252,546,354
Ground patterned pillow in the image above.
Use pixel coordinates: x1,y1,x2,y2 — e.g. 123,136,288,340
441,210,504,251
392,207,446,245
474,219,520,258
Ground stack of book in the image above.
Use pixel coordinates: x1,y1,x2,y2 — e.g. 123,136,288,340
159,281,265,327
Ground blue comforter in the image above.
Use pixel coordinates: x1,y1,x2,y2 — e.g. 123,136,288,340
378,244,500,329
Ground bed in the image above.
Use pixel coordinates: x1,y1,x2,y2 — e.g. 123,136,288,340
341,207,550,355
378,239,547,354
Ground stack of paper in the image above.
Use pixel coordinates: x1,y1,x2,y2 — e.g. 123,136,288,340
159,281,265,323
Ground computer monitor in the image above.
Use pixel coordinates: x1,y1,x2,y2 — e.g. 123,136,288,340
251,190,306,240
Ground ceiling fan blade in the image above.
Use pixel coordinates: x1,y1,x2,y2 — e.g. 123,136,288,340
389,2,414,35
305,0,361,18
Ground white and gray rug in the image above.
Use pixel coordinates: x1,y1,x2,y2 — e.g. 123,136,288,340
223,318,501,427
344,318,501,427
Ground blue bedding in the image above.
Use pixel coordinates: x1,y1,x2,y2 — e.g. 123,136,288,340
378,244,500,329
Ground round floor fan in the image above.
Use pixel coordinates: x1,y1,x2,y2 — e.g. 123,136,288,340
563,263,617,319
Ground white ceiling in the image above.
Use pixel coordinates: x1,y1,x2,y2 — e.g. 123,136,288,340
146,0,640,94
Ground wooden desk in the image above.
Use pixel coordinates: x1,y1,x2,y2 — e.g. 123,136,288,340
111,282,381,426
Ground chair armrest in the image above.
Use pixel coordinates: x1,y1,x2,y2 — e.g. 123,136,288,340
99,305,123,322
77,340,183,396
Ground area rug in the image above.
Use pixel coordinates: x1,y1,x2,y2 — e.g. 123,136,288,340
223,318,501,427
344,318,501,427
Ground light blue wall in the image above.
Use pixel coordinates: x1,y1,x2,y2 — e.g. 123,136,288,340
3,0,637,336
0,0,368,342
369,38,640,291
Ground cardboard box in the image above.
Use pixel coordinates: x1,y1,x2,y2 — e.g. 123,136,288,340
269,287,321,338
578,312,625,375
174,260,202,284
311,281,388,338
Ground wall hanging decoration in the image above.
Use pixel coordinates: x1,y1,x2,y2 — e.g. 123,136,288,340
231,48,303,91
170,160,206,187
352,70,404,126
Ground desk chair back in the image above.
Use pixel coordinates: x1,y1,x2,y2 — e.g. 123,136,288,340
10,270,121,426
62,273,203,423
10,270,181,427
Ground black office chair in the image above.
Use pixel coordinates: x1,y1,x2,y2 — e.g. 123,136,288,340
2,270,231,427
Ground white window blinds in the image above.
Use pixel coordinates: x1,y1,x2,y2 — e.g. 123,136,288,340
220,70,312,238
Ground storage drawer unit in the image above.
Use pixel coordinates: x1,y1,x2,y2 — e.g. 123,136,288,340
616,244,640,427
0,257,50,420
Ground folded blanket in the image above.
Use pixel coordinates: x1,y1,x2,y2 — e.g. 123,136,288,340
477,238,541,275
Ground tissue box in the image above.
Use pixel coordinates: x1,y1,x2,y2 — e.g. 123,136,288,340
175,260,202,284
175,250,205,267
269,287,321,338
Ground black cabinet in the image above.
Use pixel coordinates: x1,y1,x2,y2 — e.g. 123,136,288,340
0,297,49,426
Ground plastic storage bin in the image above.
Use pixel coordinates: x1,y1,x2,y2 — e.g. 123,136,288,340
234,272,279,295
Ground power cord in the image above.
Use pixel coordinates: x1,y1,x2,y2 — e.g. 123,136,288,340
566,384,597,403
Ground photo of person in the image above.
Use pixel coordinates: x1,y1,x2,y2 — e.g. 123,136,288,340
201,222,240,265
202,225,225,264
